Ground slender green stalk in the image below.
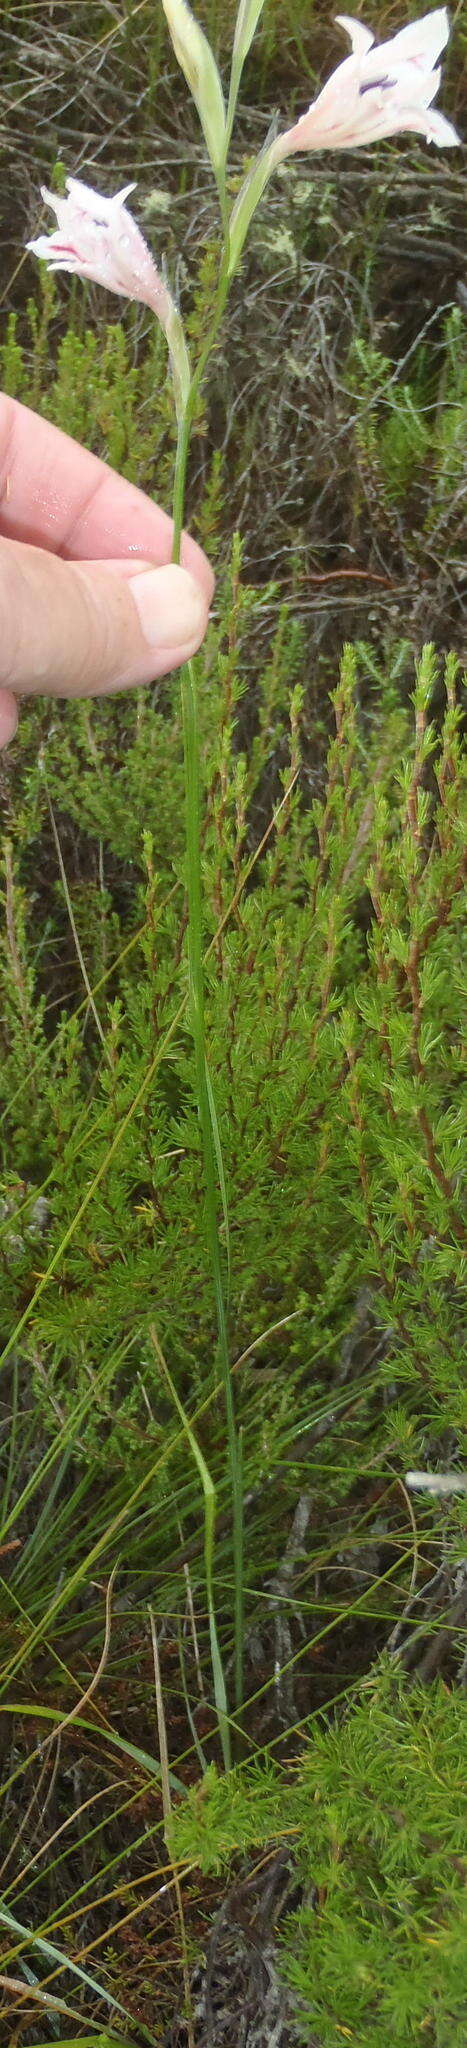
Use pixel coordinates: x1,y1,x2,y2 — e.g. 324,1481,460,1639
150,1336,231,1770
171,254,244,1719
171,263,230,559
171,409,191,566
180,657,243,1719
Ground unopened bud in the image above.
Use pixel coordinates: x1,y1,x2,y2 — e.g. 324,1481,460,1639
161,0,226,174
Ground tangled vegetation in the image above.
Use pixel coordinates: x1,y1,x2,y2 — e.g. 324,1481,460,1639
0,4,466,2044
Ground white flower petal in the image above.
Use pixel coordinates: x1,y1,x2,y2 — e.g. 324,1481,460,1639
113,183,137,207
387,6,450,69
335,15,375,57
395,63,442,108
65,176,118,219
26,234,55,260
360,63,442,111
422,104,461,144
39,185,65,227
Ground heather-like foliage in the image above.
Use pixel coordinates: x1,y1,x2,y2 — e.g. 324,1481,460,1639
173,1671,467,2046
1,622,464,1577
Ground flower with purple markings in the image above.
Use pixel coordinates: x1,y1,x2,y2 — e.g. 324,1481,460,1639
27,177,173,317
273,9,460,158
27,177,191,415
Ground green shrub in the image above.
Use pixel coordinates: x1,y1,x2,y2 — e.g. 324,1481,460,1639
1,619,465,1570
173,1669,467,2047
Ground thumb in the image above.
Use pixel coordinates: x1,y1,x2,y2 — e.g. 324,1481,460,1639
0,537,209,727
0,689,19,748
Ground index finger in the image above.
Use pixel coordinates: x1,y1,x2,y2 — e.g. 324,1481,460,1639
0,393,214,602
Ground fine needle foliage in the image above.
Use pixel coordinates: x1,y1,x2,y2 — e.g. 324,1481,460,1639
172,1669,467,2047
0,2,466,2043
1,607,465,2037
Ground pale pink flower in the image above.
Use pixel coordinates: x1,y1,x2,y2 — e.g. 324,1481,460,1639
273,9,460,159
27,176,192,416
27,177,172,325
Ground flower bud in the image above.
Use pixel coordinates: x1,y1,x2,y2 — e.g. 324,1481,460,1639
161,0,226,174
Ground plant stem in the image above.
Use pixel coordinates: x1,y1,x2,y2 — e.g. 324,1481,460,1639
171,257,244,1721
172,409,191,566
172,264,230,560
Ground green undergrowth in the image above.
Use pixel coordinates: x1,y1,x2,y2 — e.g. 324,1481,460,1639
1,627,465,1457
347,307,467,517
1,615,465,1687
173,1669,467,2047
1,608,465,2034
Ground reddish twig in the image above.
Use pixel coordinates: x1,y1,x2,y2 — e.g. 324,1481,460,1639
300,567,394,586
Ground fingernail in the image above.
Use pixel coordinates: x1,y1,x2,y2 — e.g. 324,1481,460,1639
130,563,207,650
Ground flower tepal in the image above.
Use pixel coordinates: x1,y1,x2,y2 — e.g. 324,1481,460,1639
274,8,460,157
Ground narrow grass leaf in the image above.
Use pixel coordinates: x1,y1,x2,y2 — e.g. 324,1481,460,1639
0,1702,185,1792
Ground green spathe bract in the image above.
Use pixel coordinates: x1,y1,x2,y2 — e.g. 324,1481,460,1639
227,130,278,277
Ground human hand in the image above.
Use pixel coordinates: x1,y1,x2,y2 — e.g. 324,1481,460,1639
0,394,214,749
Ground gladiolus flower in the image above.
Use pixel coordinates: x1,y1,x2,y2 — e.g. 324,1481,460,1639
273,9,460,159
27,177,173,320
27,177,191,417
